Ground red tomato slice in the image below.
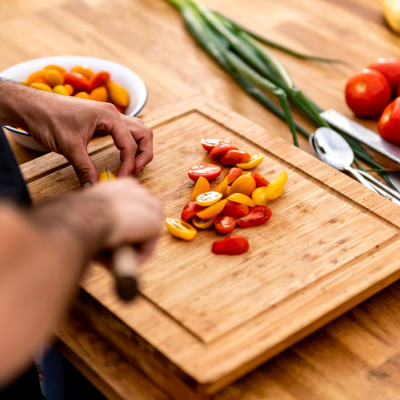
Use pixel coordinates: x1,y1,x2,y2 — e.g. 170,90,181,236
201,138,232,152
181,201,205,221
220,200,249,217
224,167,242,184
252,173,269,187
188,164,221,182
214,216,237,234
237,205,271,228
88,71,110,92
64,72,88,92
220,150,251,166
212,235,249,255
209,145,238,161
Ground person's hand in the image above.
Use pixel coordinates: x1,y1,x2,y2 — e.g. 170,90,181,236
84,178,163,262
19,88,153,187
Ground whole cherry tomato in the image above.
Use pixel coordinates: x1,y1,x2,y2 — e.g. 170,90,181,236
188,164,221,182
108,82,130,107
237,205,272,228
181,201,205,221
75,92,91,99
220,200,249,217
378,97,400,145
252,173,269,187
220,150,251,166
71,65,94,79
212,235,249,255
369,57,400,96
88,71,110,92
345,69,391,117
64,72,88,92
90,86,108,102
209,144,238,161
43,69,64,87
201,138,233,152
214,216,237,234
224,167,242,184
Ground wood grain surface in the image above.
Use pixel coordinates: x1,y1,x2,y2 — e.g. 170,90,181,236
22,96,400,399
3,0,400,398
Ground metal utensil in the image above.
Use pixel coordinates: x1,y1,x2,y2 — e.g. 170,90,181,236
320,109,400,165
310,128,400,204
106,166,139,301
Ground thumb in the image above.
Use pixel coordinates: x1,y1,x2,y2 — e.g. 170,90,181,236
66,147,98,187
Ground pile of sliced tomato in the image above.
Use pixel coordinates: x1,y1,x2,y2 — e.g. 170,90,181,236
166,138,288,255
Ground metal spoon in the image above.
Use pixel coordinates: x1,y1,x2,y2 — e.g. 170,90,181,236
310,127,400,204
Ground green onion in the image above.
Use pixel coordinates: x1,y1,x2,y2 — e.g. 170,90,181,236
167,0,392,187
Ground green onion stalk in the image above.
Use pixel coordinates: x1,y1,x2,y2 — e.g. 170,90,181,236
166,0,392,186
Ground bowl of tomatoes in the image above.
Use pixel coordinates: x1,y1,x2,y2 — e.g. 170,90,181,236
0,55,148,152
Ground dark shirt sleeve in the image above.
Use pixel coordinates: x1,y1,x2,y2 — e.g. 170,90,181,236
0,124,43,399
0,124,31,206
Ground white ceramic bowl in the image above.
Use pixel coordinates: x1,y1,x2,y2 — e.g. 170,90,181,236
0,55,148,152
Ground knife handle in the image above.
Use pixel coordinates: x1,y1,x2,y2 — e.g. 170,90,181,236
112,246,139,301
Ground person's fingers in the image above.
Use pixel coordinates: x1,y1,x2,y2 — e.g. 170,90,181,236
99,107,138,177
66,146,98,187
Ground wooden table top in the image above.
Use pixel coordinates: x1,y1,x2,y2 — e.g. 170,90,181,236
2,0,400,398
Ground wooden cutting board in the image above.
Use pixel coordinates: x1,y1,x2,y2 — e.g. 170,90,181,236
21,96,400,400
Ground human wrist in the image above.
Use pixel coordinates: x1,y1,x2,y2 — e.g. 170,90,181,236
29,191,114,263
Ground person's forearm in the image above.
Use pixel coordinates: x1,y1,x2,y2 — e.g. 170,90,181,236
0,195,112,386
0,79,45,130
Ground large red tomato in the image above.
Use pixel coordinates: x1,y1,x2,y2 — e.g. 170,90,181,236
378,97,400,145
345,69,391,117
369,57,400,95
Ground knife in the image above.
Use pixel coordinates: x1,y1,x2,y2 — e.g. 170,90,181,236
106,166,139,301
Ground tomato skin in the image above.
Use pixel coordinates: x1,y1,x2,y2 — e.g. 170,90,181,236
209,145,238,161
212,235,249,255
252,173,269,187
345,69,391,117
181,201,205,221
64,72,88,92
224,167,242,184
220,150,251,166
369,57,400,96
88,71,110,92
188,164,221,182
237,205,272,228
220,200,249,217
230,175,256,197
201,138,232,152
378,97,400,145
214,216,237,234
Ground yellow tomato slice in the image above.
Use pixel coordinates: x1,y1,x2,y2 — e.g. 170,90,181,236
214,177,229,198
236,154,264,169
251,187,268,206
191,176,210,201
230,175,256,197
227,193,256,207
196,191,222,206
263,171,288,200
165,218,197,241
98,170,116,182
192,215,217,229
196,200,227,219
